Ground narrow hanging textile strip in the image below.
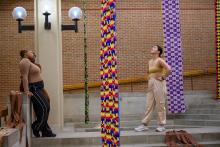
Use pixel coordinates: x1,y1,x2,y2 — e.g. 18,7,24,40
100,0,120,146
162,0,186,113
215,0,220,99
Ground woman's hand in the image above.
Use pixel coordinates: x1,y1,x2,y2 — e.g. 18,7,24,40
25,91,33,97
155,76,165,81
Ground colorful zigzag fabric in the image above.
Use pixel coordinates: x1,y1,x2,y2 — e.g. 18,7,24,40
100,0,120,146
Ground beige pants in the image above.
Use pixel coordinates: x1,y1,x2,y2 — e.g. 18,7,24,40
142,78,167,126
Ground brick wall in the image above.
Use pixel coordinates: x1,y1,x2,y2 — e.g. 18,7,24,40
0,0,34,103
0,0,216,103
62,0,216,92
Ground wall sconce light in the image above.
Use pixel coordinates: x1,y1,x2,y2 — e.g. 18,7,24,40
12,7,51,33
12,7,34,33
43,11,51,30
12,6,82,33
62,7,82,32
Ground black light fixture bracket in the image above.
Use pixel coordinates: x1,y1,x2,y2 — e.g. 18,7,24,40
17,18,34,33
16,11,51,33
14,7,80,33
43,11,51,30
62,19,78,32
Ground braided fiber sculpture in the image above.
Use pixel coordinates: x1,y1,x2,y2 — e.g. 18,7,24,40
100,0,120,146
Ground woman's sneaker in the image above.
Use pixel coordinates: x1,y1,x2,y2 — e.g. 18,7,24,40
134,125,148,132
31,124,40,137
155,126,165,132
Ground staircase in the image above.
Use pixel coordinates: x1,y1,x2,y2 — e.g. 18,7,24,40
32,91,220,147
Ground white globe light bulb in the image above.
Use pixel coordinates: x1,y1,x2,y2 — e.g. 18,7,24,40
12,7,27,20
68,7,82,20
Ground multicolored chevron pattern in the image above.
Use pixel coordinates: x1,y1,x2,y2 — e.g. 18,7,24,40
100,0,120,146
215,0,220,99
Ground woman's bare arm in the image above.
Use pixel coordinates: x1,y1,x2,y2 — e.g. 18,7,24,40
158,58,171,78
19,58,31,93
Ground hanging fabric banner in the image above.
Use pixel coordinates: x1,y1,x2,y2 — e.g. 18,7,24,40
162,0,186,113
100,0,120,146
215,0,220,99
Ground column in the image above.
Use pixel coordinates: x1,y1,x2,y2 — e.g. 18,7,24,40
34,0,63,129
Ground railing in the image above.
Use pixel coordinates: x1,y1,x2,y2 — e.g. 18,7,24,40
63,68,216,91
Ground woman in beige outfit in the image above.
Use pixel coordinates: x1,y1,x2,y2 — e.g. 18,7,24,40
135,45,171,132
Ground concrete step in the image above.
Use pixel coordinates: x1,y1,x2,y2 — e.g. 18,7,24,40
167,114,220,120
185,100,220,106
188,103,220,109
66,112,220,123
120,128,220,144
184,109,220,114
120,113,220,121
122,141,220,147
76,125,201,132
66,116,220,130
67,120,174,129
32,127,220,147
35,141,220,147
174,119,220,126
31,141,220,147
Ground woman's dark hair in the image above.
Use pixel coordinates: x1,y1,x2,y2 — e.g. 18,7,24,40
20,49,28,58
156,45,163,57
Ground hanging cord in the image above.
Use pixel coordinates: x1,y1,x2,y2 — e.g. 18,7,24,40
83,0,89,124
